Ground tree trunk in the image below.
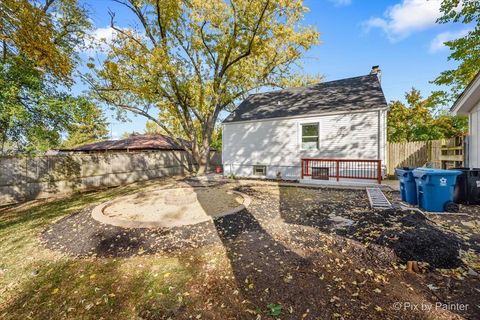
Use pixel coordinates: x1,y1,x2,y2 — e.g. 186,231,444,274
192,122,214,176
0,129,6,155
194,136,211,175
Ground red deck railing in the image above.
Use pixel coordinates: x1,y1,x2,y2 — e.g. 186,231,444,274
301,158,382,184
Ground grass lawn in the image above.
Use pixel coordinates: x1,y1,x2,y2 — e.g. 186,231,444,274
1,179,479,319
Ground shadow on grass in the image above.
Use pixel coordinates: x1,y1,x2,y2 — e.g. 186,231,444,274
0,257,193,320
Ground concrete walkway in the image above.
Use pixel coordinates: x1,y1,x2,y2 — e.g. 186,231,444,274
381,179,400,191
222,176,400,191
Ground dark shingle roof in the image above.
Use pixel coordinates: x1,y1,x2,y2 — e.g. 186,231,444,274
223,74,388,123
60,134,185,152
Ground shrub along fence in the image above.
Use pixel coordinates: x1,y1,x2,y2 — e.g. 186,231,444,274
386,137,464,177
0,151,221,205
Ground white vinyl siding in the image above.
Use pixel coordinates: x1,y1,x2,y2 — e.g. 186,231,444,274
223,110,386,180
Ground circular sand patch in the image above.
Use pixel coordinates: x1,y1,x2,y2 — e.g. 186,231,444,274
91,187,250,228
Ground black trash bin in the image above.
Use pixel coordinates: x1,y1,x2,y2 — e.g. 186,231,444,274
451,168,480,204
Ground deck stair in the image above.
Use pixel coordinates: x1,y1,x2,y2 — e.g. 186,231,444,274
366,188,392,209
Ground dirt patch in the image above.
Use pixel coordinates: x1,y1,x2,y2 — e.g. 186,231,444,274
385,190,480,260
351,209,463,268
94,186,245,228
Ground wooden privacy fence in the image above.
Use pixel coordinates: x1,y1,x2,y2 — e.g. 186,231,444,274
386,137,464,177
0,150,223,205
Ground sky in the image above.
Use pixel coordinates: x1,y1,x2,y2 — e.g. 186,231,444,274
77,0,470,139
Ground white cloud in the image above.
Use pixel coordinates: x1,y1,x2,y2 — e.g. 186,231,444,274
83,26,145,57
84,27,117,55
429,28,471,52
81,26,117,57
329,0,352,6
92,27,117,43
363,0,442,42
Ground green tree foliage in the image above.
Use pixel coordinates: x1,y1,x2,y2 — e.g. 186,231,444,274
62,98,109,148
387,88,468,142
0,57,108,153
0,0,108,154
210,128,222,150
1,57,68,153
433,0,480,102
120,131,142,139
87,0,320,174
0,0,90,82
145,120,162,135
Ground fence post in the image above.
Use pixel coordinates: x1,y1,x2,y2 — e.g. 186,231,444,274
301,159,304,179
377,160,382,184
336,160,340,181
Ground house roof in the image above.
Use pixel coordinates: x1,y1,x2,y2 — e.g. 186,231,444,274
223,74,388,123
60,134,186,152
450,71,480,115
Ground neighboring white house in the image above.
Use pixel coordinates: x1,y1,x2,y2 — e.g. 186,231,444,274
222,67,388,182
451,71,480,168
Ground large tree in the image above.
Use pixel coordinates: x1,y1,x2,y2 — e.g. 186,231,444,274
87,0,319,174
433,0,480,103
0,0,108,154
387,88,467,142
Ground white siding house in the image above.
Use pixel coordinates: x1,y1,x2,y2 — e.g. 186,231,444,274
222,69,389,182
451,72,480,168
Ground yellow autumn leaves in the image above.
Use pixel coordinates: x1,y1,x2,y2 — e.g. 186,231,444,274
0,0,90,80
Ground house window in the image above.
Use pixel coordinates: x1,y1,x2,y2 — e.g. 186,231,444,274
253,165,266,176
301,123,319,150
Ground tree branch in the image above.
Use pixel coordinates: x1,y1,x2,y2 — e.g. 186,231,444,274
108,11,147,49
200,21,216,65
218,0,270,78
113,0,158,46
155,0,166,40
42,0,55,13
86,77,193,152
217,0,238,79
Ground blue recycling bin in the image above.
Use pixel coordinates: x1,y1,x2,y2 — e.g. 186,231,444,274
395,167,417,205
412,168,462,212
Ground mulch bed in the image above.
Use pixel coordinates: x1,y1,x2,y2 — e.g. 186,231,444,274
239,186,471,268
41,207,220,257
40,184,480,319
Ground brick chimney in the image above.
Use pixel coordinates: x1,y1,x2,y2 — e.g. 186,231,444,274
370,65,381,82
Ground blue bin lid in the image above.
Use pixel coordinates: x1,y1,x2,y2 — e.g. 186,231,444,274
413,168,462,177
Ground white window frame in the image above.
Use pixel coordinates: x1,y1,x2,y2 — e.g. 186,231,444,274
300,122,319,150
253,165,267,176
